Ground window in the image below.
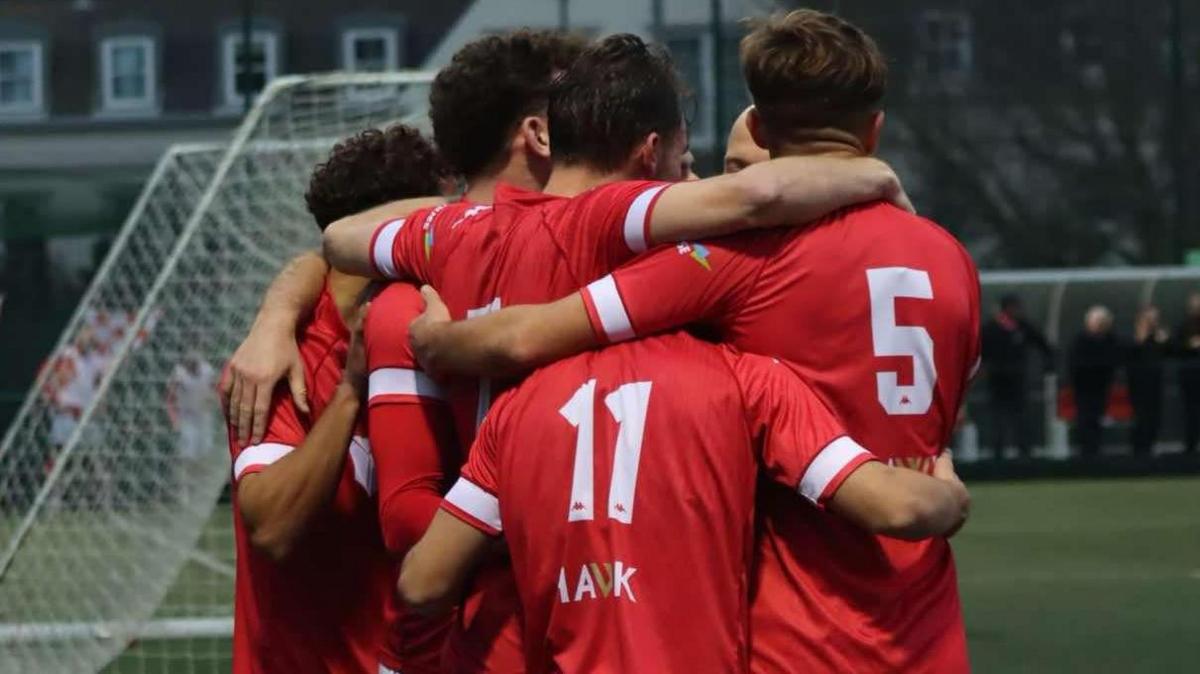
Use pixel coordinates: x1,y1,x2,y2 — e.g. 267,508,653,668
915,11,972,91
222,31,278,108
666,34,714,148
342,28,398,72
0,40,43,115
100,36,155,111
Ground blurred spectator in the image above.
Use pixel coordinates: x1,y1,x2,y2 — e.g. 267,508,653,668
980,294,1053,457
1175,292,1200,454
1070,306,1121,458
167,352,218,496
1126,306,1169,456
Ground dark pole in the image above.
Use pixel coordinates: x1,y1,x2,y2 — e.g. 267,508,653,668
241,0,253,113
651,0,664,38
1168,0,1188,259
559,0,570,31
710,0,725,155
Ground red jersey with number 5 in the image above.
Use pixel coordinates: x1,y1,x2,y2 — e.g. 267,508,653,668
580,201,981,673
442,332,873,674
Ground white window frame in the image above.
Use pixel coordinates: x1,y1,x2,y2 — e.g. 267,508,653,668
0,40,44,116
915,10,973,92
221,31,278,109
341,28,398,73
665,33,715,150
100,36,156,112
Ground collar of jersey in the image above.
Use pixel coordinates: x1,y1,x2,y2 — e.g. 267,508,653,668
494,181,561,206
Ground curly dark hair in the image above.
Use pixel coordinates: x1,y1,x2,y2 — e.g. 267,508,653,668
429,29,587,179
548,33,685,173
305,124,449,230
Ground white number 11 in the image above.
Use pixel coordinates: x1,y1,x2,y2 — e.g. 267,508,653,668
559,379,653,524
866,267,936,415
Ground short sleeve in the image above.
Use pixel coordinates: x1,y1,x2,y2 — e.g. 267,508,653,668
369,202,487,283
580,231,771,345
731,352,875,507
555,180,672,276
228,388,307,483
441,408,503,536
365,282,447,407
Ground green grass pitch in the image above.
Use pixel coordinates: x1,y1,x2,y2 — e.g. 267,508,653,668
105,476,1200,673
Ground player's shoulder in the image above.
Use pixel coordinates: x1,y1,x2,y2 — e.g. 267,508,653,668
827,202,977,269
569,179,669,210
364,282,422,367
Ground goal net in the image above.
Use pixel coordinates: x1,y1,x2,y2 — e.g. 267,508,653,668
0,71,434,674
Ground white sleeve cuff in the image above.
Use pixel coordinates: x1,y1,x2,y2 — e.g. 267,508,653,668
444,478,502,532
368,367,445,401
623,184,669,253
372,219,405,278
233,442,294,480
798,436,871,504
585,275,635,343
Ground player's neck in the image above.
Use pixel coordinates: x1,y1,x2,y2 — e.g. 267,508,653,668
464,152,549,203
326,269,369,326
542,164,623,198
770,128,867,160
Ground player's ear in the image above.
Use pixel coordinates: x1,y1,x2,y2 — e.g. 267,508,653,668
520,114,552,160
746,106,771,151
862,111,885,155
636,132,660,179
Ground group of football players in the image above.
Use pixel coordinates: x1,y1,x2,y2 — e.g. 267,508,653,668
219,9,981,674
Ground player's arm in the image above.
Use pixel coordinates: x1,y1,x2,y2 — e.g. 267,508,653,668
409,286,594,379
400,403,506,615
398,508,492,615
222,250,327,444
740,353,969,541
645,155,911,245
828,453,969,540
322,196,445,278
235,306,369,562
411,234,763,378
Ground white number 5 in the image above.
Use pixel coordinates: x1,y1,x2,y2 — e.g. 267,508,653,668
866,267,936,415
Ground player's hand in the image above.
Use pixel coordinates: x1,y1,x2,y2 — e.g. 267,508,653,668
873,161,915,215
933,451,970,537
409,285,452,376
221,321,309,445
341,302,370,400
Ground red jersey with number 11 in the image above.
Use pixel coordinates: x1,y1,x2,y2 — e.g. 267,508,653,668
580,202,981,673
367,180,671,672
443,333,873,674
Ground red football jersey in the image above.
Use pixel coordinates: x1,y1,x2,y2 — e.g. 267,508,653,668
442,332,872,674
229,285,392,674
367,181,669,671
580,202,981,673
364,282,461,674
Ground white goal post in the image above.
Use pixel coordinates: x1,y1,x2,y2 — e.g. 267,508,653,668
0,70,435,674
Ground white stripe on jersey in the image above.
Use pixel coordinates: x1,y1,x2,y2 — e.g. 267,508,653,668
372,219,405,278
586,275,635,343
445,478,502,532
623,185,669,253
798,436,872,504
233,442,294,480
369,367,445,401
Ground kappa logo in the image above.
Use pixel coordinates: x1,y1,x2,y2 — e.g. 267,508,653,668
450,205,492,229
557,561,637,604
675,242,712,270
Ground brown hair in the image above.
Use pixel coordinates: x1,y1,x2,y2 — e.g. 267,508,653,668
305,125,449,230
430,30,588,179
548,33,685,172
740,10,887,137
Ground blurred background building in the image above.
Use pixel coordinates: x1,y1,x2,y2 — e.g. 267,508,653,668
2,0,1199,451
